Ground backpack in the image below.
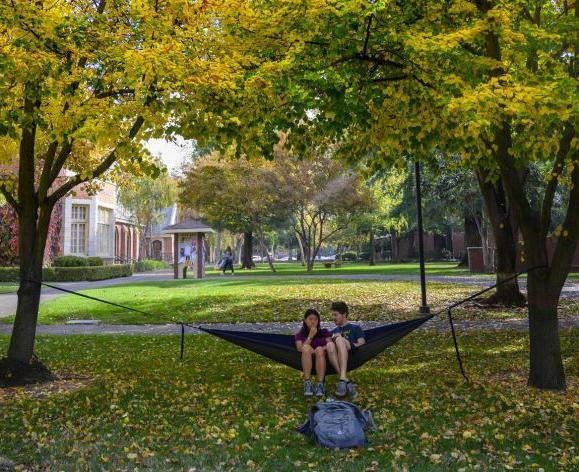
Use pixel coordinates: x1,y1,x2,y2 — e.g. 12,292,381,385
297,400,375,449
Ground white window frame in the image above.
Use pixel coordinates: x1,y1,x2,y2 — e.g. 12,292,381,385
96,206,113,257
70,204,89,255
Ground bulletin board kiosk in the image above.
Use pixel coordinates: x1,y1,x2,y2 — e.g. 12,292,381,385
162,219,215,279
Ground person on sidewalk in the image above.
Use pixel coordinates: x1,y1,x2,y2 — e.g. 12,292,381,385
326,301,365,398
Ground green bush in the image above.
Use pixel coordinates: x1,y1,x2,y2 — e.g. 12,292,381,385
341,251,358,262
0,267,19,282
0,264,133,282
134,259,169,272
43,264,133,282
87,257,104,266
53,256,88,267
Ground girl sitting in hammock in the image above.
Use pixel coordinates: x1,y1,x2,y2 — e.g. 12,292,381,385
294,308,332,397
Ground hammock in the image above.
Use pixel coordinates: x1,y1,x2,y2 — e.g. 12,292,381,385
195,315,434,375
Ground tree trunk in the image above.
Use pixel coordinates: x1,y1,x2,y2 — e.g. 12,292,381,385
241,231,255,269
460,213,482,266
213,230,223,264
7,204,51,364
476,170,525,306
257,232,276,272
368,226,376,266
296,231,306,266
526,267,566,390
390,230,401,262
288,236,293,262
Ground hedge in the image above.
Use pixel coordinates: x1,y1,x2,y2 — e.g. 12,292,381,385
0,264,133,283
53,256,104,267
134,259,170,272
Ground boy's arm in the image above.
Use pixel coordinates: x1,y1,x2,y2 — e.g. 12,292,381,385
353,326,366,347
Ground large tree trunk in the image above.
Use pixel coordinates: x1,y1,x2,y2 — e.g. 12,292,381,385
476,170,525,307
241,231,255,269
526,267,566,390
7,203,52,365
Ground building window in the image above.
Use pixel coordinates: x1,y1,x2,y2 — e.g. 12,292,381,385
97,207,113,256
70,204,88,255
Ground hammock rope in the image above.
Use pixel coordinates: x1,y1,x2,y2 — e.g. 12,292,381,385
22,265,546,381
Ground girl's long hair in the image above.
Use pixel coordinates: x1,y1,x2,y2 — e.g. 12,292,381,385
300,308,321,336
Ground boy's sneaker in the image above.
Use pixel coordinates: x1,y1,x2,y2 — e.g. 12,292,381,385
346,381,358,399
335,379,347,397
315,382,325,397
304,380,314,397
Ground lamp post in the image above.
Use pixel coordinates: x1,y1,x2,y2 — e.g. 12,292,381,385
415,160,430,314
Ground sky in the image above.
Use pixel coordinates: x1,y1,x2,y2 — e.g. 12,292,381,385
144,136,193,175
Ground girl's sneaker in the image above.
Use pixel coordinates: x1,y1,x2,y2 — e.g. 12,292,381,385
304,380,314,397
315,382,325,397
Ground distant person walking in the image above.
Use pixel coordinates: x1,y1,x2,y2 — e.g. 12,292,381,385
222,246,235,275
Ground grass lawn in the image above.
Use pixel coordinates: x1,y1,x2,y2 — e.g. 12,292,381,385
0,331,576,471
0,283,18,294
6,278,577,325
205,261,477,277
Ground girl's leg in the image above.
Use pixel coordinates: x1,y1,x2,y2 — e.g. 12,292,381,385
314,347,326,383
301,345,313,380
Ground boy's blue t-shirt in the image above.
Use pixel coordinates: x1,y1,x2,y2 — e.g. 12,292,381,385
332,323,365,344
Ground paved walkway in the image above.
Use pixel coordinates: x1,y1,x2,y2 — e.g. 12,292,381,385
1,270,578,318
0,316,577,336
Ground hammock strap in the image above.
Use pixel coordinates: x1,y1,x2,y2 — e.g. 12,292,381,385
447,308,468,381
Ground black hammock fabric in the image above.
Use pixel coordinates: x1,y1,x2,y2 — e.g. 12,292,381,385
197,315,434,375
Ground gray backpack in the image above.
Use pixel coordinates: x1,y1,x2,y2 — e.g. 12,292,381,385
298,400,375,449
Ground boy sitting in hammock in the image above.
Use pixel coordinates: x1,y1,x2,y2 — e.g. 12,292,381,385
327,301,366,398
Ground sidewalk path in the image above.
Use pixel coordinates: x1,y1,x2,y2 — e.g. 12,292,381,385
1,270,578,318
0,316,577,336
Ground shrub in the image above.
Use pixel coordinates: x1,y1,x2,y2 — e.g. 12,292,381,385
134,259,170,272
87,257,104,266
53,256,88,267
358,251,371,261
0,264,133,282
0,267,19,282
43,264,133,282
341,251,358,262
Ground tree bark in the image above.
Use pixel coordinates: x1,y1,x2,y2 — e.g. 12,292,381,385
476,170,525,306
241,231,255,269
460,212,482,266
526,267,566,390
7,203,52,364
213,230,223,264
257,232,276,272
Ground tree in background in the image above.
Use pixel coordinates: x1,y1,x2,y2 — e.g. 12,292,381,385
118,169,177,260
291,164,375,271
179,153,296,272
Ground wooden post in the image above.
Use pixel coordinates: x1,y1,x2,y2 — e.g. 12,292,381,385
197,232,204,279
173,234,178,279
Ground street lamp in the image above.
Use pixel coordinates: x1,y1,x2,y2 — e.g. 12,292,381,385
414,160,430,314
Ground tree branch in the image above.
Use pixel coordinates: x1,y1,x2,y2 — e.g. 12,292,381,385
47,115,145,205
541,124,575,238
0,184,20,214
